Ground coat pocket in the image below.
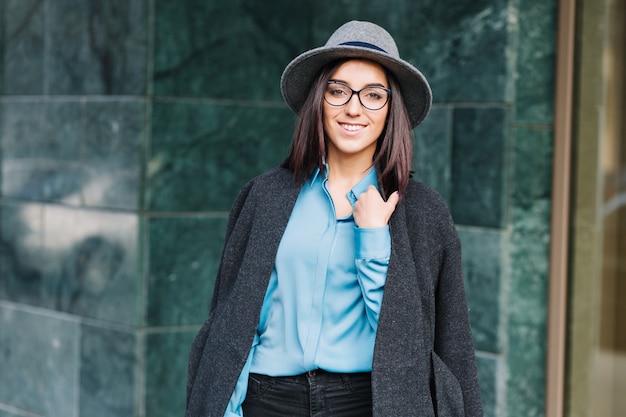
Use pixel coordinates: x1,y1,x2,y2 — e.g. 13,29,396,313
431,351,465,416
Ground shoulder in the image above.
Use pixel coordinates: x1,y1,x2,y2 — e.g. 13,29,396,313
403,179,451,217
400,179,458,245
239,166,294,195
231,167,293,203
228,166,298,222
253,166,294,186
223,166,298,249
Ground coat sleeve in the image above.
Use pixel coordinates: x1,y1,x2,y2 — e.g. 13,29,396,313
185,178,256,407
208,179,255,312
433,227,484,417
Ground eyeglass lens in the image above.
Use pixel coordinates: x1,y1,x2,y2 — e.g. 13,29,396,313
324,81,390,110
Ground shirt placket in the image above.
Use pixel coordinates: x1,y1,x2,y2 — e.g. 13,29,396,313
301,179,337,370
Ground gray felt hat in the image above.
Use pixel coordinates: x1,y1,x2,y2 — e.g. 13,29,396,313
281,20,432,128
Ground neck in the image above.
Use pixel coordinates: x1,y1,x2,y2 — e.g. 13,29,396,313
326,153,374,190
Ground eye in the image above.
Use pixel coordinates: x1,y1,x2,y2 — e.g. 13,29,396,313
362,87,386,101
327,84,349,97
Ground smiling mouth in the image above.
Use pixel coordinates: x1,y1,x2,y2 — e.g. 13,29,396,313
340,123,364,132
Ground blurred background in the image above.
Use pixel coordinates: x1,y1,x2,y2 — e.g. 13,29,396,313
0,0,623,417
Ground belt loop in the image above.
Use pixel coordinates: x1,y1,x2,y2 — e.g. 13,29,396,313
341,373,351,385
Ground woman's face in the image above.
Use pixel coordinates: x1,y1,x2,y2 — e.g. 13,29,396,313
323,59,389,164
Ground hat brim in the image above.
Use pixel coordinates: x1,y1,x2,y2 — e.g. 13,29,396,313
281,45,432,128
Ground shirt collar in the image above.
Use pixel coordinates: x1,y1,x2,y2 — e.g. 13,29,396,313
346,166,378,206
309,163,329,187
308,164,379,204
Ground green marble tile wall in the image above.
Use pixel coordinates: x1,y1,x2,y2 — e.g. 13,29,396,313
0,0,556,416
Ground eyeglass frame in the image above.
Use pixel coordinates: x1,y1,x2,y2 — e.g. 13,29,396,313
324,80,392,111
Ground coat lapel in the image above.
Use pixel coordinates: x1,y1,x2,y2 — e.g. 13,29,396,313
228,169,301,359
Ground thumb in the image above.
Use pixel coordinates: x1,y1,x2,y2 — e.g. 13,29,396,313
386,191,400,208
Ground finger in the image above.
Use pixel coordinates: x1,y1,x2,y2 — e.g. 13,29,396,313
386,191,399,207
364,185,381,200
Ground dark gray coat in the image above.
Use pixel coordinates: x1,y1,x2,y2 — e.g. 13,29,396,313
186,167,483,417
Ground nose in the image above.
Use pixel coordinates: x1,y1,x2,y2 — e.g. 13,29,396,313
344,92,362,115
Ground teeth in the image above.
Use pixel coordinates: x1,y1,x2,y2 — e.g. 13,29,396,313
340,123,363,131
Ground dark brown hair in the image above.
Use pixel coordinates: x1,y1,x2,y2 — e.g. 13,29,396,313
281,59,414,197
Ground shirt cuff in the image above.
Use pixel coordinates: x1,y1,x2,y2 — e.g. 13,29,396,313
355,225,391,260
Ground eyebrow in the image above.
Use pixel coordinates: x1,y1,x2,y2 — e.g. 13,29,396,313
328,79,389,88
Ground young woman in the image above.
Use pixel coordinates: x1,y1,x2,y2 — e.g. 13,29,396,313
186,21,483,417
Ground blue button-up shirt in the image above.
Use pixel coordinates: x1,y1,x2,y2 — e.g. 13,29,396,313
225,166,390,416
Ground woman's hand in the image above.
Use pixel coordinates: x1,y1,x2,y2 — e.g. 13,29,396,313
353,186,399,228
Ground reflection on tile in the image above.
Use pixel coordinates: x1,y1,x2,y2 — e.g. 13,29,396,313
412,106,452,202
506,317,546,417
82,101,144,209
79,324,137,417
451,107,507,228
1,0,45,94
0,100,144,209
507,128,551,417
148,102,294,211
145,331,198,417
153,0,308,99
1,101,82,203
511,128,553,210
43,206,139,324
506,207,549,416
47,0,147,94
147,216,227,326
514,0,556,125
509,214,550,303
360,0,510,103
0,203,44,305
476,354,499,417
508,129,550,329
0,305,79,417
0,202,139,325
459,228,502,353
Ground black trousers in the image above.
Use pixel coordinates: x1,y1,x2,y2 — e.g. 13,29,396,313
242,370,373,417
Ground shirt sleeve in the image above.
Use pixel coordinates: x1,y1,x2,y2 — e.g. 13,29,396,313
354,225,391,330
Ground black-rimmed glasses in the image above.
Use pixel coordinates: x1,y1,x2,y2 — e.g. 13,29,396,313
324,80,391,111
